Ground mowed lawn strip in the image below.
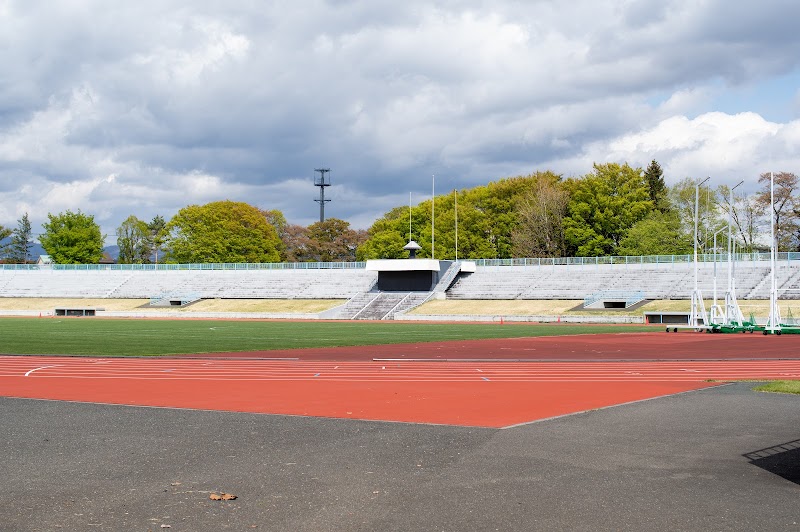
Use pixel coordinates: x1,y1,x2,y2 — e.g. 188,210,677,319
0,318,656,357
753,381,800,395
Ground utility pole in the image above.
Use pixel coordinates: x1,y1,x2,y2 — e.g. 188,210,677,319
314,168,331,223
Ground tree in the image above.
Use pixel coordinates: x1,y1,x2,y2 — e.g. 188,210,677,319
0,224,11,259
616,211,693,256
511,171,569,257
282,224,312,262
755,172,799,251
358,173,540,260
303,218,367,262
563,162,653,256
718,186,764,253
261,209,288,260
39,210,104,264
643,160,668,212
147,215,167,263
8,213,33,263
164,200,282,263
117,215,151,264
666,178,724,252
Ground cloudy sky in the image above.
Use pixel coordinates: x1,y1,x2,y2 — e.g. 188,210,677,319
2,0,800,243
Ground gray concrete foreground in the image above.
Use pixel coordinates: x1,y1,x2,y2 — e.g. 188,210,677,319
1,383,799,531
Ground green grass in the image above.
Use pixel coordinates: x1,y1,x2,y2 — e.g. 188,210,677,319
0,317,656,357
753,381,800,395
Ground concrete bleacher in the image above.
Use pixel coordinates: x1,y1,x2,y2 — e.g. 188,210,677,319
0,268,378,300
351,292,431,320
447,261,800,301
4,256,800,321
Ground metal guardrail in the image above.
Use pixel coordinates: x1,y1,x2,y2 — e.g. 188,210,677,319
475,252,800,267
3,252,800,271
0,261,367,271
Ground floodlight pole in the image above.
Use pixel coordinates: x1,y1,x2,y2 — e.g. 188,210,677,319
766,171,781,334
454,188,458,261
409,192,413,241
431,174,435,260
314,168,331,223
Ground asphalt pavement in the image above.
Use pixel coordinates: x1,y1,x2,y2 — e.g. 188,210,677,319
2,383,798,531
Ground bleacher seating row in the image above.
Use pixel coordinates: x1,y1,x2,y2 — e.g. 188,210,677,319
447,261,800,300
0,269,378,300
2,260,800,303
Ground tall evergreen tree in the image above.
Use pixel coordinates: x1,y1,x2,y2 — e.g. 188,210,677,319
147,215,167,263
643,159,668,211
9,213,33,263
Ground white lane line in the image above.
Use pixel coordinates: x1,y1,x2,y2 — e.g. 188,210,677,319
24,365,59,377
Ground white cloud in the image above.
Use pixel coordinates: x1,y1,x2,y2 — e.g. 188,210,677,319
2,0,800,243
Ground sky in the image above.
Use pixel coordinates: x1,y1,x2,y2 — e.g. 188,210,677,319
2,0,800,244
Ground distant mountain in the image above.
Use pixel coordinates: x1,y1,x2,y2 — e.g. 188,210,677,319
0,238,45,262
104,245,120,260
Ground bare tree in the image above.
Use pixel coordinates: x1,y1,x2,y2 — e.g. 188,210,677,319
511,172,569,257
717,186,765,252
756,172,799,251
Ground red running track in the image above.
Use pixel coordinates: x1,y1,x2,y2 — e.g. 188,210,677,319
178,332,800,362
3,352,800,428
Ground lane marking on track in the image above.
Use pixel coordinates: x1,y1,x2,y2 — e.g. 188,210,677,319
4,357,800,383
24,365,59,377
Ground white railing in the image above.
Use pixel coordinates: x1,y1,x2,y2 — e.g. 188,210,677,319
475,252,800,268
4,251,800,271
1,261,367,271
584,290,646,308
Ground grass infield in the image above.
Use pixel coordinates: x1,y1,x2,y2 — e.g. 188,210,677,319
0,317,655,357
753,381,800,395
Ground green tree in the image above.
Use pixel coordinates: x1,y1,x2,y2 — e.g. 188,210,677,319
356,207,411,260
563,162,653,256
358,173,539,260
147,215,167,263
511,171,569,257
39,210,104,264
667,178,724,252
616,211,693,256
9,213,33,263
164,200,282,263
261,209,288,260
117,215,151,264
643,160,668,211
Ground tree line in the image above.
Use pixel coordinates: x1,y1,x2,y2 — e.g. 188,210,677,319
1,161,798,264
358,162,800,260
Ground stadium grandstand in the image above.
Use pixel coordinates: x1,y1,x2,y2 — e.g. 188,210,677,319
1,252,800,322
